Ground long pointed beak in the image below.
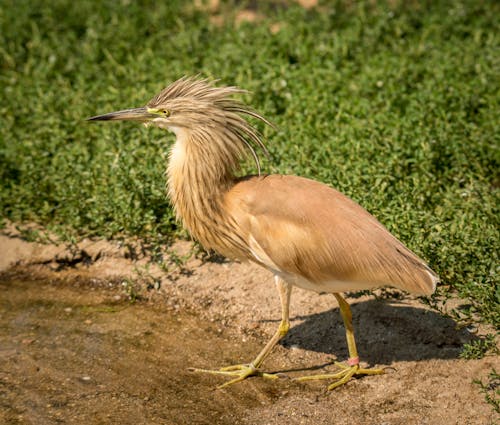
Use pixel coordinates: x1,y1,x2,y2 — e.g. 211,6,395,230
87,107,156,122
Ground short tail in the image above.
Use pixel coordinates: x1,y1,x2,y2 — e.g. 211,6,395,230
416,266,440,295
396,248,440,295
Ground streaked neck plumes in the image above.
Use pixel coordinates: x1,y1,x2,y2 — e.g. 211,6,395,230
166,125,240,252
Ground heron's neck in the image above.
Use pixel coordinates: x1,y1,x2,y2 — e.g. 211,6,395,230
166,128,240,252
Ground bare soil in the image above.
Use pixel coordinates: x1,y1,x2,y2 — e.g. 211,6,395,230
0,230,498,424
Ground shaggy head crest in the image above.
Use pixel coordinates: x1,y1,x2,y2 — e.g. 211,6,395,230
147,77,271,174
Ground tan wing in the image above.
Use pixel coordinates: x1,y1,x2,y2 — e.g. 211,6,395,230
225,175,438,295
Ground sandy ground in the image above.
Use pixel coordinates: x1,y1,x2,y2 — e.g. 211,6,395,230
0,229,499,424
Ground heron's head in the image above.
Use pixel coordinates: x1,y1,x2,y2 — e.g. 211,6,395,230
89,76,268,132
88,76,271,172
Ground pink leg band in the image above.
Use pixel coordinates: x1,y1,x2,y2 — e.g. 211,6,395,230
347,356,360,366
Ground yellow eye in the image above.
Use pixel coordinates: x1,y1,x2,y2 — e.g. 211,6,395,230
162,109,170,116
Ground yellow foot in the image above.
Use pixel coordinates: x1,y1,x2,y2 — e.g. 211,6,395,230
189,363,280,389
295,361,384,390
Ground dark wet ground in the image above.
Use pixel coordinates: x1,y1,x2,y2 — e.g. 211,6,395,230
0,279,293,425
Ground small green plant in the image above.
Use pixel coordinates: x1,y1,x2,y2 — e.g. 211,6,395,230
133,263,162,292
474,369,500,414
460,334,499,360
121,278,140,303
167,249,192,268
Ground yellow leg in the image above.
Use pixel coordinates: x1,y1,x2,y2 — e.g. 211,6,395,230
296,293,384,390
190,276,292,388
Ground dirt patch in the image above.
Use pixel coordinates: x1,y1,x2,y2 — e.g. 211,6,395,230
0,231,498,424
190,0,320,31
0,279,292,425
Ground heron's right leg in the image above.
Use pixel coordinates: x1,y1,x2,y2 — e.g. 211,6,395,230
190,275,292,388
295,293,384,390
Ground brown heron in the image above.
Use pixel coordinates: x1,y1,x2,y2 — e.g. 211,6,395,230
88,76,438,390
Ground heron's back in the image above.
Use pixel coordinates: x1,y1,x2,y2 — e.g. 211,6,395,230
225,175,438,295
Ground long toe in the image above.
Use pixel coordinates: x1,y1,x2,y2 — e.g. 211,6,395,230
189,363,280,388
295,363,384,390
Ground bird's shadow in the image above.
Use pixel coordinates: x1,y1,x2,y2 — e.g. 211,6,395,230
275,299,474,365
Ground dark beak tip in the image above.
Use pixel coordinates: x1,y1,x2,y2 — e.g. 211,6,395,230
86,115,110,121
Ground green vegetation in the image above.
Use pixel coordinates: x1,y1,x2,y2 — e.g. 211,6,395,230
474,369,500,414
460,334,498,360
1,1,498,326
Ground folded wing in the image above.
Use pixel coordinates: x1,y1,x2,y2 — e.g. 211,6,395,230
226,175,438,295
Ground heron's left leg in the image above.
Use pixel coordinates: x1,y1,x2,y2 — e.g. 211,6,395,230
296,293,384,390
190,276,292,388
